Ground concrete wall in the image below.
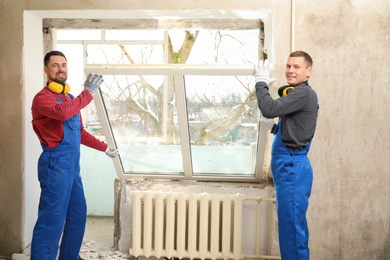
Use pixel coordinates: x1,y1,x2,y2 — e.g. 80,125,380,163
295,1,390,259
0,0,389,259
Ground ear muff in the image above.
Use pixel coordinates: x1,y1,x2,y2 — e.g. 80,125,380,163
283,86,295,96
278,85,295,97
48,81,70,94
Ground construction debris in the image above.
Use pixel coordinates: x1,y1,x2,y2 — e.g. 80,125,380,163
11,241,132,260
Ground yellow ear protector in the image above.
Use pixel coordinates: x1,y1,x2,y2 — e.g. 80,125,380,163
48,81,70,94
283,86,295,95
278,85,295,97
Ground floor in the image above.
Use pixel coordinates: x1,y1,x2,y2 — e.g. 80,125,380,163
82,216,116,252
11,216,132,260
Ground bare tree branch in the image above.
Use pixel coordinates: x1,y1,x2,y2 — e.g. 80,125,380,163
118,44,159,96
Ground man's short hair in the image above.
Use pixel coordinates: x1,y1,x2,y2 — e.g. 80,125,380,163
289,51,312,68
44,51,67,67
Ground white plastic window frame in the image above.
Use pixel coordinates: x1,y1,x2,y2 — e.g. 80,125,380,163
85,65,268,182
50,9,275,182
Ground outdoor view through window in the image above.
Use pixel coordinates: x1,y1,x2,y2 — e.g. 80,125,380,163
55,26,266,180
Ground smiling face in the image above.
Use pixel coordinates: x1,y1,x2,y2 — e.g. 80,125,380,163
44,55,68,84
285,56,312,86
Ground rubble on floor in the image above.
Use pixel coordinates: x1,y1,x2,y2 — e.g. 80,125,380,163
11,241,133,260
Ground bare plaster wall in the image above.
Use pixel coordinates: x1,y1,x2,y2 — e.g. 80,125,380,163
0,0,389,259
0,0,25,255
293,1,390,259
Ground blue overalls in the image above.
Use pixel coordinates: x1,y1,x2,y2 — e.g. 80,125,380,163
31,95,86,260
271,122,313,260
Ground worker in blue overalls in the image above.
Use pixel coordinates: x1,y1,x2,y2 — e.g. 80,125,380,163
255,51,318,259
31,51,119,260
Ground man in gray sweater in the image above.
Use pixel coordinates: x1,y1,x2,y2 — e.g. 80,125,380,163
255,51,318,260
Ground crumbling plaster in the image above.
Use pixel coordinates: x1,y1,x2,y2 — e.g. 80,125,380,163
0,0,389,259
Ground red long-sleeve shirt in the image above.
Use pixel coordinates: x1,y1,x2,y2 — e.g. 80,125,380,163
32,87,108,152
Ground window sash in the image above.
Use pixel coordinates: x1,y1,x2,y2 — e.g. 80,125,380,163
85,65,267,182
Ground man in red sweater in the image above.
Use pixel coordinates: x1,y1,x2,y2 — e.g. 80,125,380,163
31,51,118,260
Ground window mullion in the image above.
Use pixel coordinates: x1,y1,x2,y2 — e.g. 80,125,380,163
174,74,193,179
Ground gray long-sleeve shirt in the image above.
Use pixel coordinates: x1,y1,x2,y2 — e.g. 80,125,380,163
256,81,318,151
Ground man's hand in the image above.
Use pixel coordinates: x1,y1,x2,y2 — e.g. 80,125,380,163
259,117,275,130
105,147,119,158
255,60,276,85
84,74,104,95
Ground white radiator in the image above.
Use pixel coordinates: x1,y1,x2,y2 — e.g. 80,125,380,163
130,191,280,260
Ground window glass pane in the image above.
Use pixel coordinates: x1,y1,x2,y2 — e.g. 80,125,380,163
86,29,258,65
87,44,164,65
185,75,258,176
168,29,259,65
105,30,164,41
56,29,101,41
100,75,183,174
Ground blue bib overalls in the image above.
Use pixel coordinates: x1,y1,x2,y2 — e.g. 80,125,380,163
31,95,87,260
271,123,313,260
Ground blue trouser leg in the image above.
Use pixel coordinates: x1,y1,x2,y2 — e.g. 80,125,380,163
293,157,312,259
58,171,87,260
272,155,313,260
31,151,74,260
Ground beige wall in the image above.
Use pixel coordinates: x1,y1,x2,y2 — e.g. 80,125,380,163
0,0,389,259
295,1,390,259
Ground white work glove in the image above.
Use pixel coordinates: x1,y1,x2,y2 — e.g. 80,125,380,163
105,147,119,158
255,60,276,85
259,117,275,130
84,73,104,95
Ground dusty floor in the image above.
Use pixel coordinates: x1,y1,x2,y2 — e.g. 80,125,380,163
11,216,132,260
